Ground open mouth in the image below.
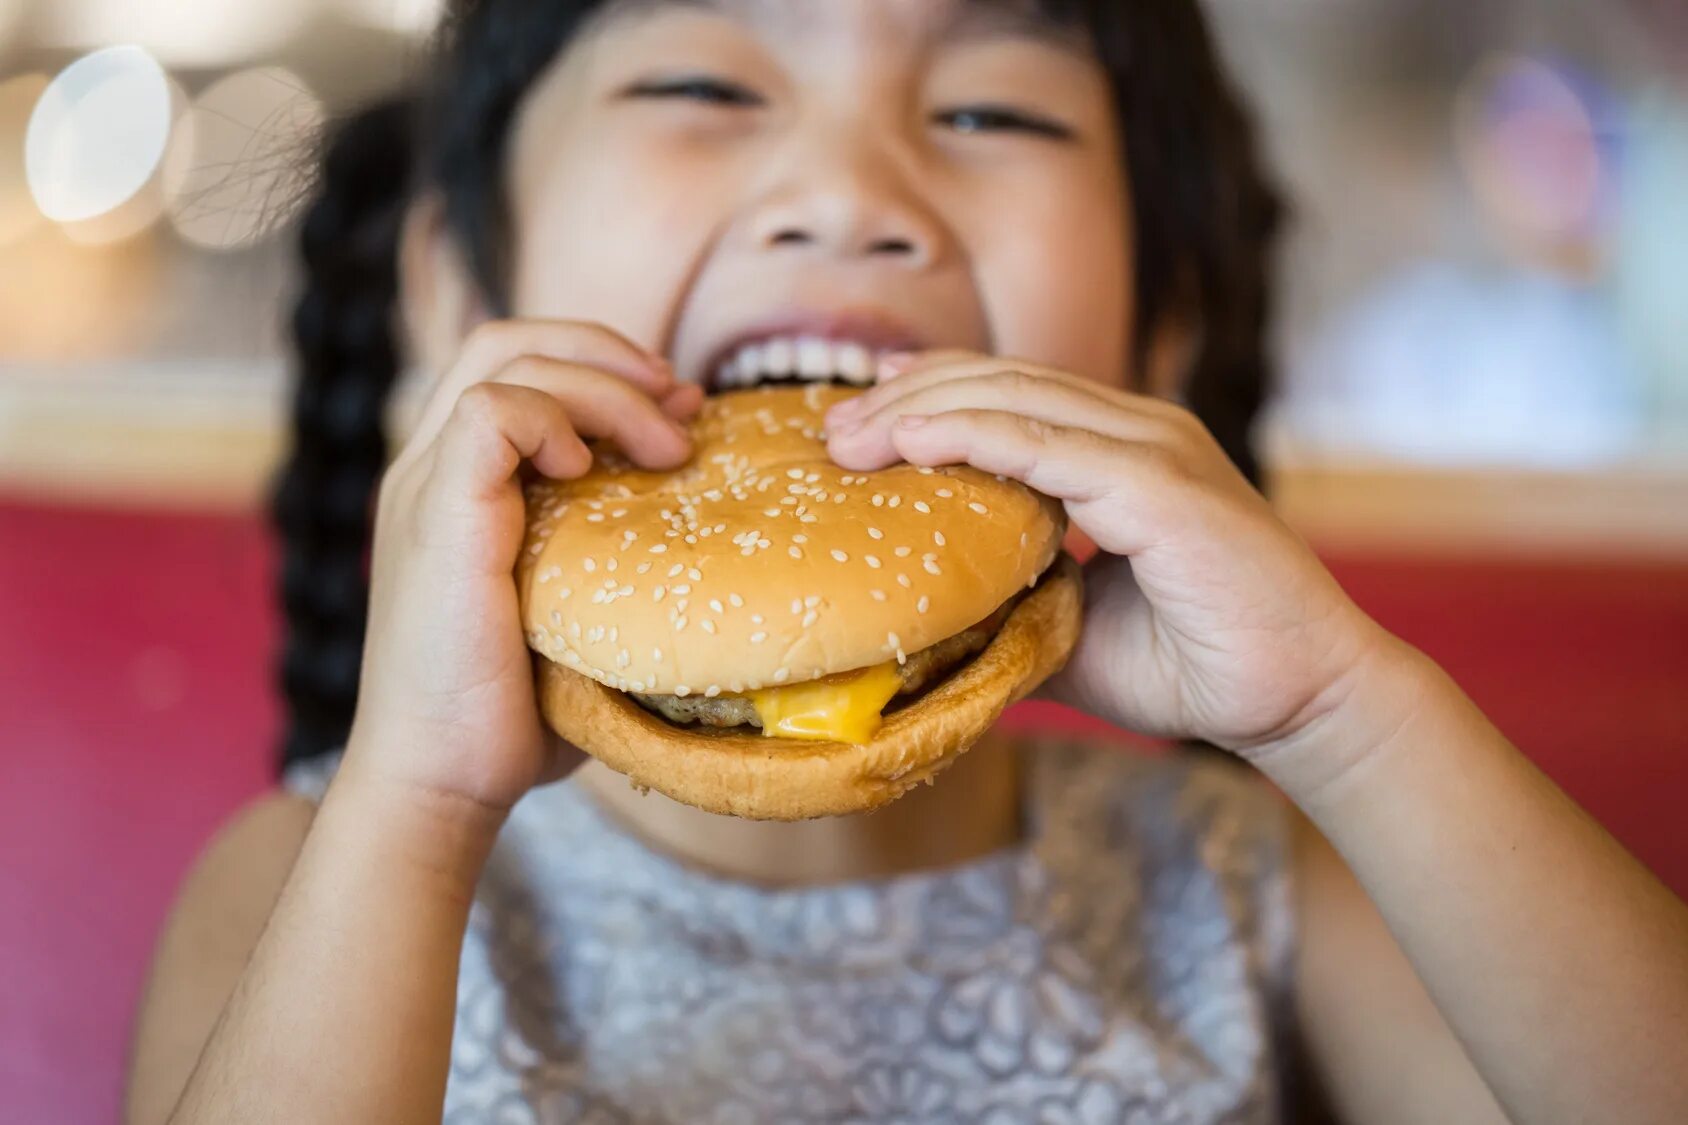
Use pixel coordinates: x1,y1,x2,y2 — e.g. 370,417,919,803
703,334,918,395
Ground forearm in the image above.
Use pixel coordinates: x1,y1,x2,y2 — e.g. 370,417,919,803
1262,638,1688,1125
169,761,502,1124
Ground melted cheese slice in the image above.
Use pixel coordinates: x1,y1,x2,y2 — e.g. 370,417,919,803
746,661,903,744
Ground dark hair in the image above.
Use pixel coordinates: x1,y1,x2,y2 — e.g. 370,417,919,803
272,0,1284,770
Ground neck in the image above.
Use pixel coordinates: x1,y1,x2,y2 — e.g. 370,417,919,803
572,729,1024,886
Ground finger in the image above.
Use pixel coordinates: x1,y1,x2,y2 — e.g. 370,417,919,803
486,359,694,471
827,368,1169,471
826,353,1184,431
410,319,673,443
432,382,592,504
658,380,705,421
881,409,1185,553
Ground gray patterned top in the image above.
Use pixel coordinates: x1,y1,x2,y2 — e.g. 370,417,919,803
284,738,1294,1123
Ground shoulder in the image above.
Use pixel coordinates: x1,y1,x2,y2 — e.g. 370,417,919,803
125,791,315,1125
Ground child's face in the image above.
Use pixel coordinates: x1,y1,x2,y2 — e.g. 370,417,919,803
499,0,1133,390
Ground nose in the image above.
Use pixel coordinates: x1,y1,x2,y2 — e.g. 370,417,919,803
746,127,945,270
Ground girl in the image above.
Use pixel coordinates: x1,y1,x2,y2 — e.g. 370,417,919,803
128,1,1688,1122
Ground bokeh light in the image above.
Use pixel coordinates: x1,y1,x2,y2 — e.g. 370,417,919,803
163,68,326,252
0,74,49,248
34,1,312,67
26,47,174,226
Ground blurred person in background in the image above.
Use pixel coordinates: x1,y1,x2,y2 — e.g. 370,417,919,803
124,2,1688,1123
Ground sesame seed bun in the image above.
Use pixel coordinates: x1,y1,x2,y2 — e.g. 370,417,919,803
516,384,1082,819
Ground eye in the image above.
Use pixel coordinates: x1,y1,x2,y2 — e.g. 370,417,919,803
935,105,1073,140
624,75,764,108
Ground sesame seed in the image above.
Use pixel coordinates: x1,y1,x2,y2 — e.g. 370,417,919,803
896,648,907,665
653,586,666,601
924,559,942,575
791,599,802,614
917,595,930,613
688,568,703,581
705,685,721,697
936,488,954,498
887,631,900,650
969,501,989,515
865,552,884,569
610,626,619,643
729,592,744,607
831,549,848,563
708,598,724,613
649,544,668,554
897,574,912,588
673,585,691,595
773,667,791,684
583,558,596,573
870,589,887,602
914,501,931,514
558,586,572,599
894,546,912,558
675,685,691,697
617,649,630,667
674,616,688,631
790,547,803,559
934,531,946,546
872,494,884,507
832,493,846,505
586,513,604,522
751,613,764,625
653,647,663,662
793,534,808,544
750,631,768,644
702,620,717,635
637,562,653,574
889,496,902,508
668,563,684,577
606,558,618,572
611,508,627,518
618,585,633,597
550,610,561,625
801,610,817,628
787,468,805,479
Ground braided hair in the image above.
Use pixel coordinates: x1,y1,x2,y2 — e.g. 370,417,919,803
272,0,1284,771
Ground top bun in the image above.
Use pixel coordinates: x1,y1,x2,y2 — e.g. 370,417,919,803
517,384,1064,697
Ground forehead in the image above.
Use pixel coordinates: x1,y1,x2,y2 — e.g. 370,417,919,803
595,0,1089,52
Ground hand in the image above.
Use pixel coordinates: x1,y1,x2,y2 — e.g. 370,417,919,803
345,320,704,815
824,352,1393,763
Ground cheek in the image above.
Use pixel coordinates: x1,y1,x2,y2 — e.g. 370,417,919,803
967,170,1133,387
506,136,730,348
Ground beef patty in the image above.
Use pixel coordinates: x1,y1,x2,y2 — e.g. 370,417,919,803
632,594,1021,730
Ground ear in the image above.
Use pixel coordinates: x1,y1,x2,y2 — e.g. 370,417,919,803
398,194,485,377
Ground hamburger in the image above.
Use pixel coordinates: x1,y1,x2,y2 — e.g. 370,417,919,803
517,381,1082,820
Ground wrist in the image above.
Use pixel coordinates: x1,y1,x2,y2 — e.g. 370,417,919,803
322,752,508,898
1249,627,1451,809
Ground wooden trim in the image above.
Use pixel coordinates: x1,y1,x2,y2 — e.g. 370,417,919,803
3,369,1685,558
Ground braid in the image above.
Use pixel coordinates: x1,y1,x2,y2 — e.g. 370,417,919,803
272,98,414,770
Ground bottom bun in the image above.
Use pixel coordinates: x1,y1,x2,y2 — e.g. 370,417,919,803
535,553,1084,820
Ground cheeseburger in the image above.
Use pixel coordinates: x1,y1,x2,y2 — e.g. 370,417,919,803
517,381,1081,820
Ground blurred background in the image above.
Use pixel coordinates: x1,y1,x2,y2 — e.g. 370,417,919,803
2,1,1685,1121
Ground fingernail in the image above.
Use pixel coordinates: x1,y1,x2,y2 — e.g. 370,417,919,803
895,414,929,429
830,417,864,437
879,352,917,376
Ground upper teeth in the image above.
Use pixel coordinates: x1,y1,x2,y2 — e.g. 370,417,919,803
715,336,883,390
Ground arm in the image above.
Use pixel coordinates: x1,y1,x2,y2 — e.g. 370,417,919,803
823,352,1688,1125
164,767,502,1124
1291,808,1509,1124
1273,639,1688,1125
126,795,314,1125
151,319,690,1120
